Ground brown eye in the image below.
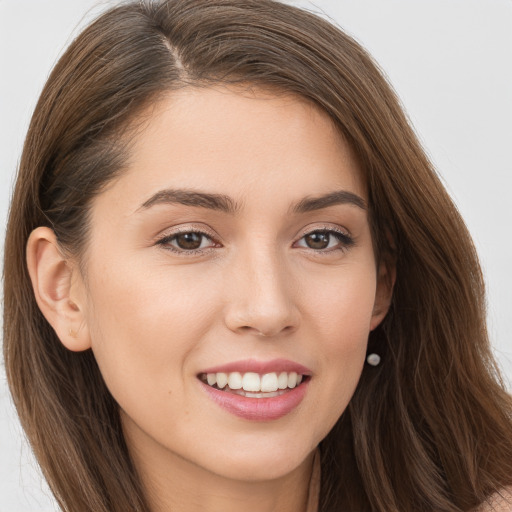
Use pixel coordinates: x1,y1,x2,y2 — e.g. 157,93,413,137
304,231,331,249
175,232,204,250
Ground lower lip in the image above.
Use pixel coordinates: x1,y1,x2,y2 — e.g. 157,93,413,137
199,380,309,421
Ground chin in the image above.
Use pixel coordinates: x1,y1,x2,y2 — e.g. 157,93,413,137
197,436,316,482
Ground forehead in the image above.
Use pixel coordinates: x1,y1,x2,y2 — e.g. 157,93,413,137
100,85,366,214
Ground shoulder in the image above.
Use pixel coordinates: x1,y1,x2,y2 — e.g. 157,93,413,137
473,488,512,512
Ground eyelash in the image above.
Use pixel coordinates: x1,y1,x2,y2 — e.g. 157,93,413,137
155,227,354,256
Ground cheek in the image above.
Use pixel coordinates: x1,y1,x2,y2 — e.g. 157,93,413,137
301,260,377,427
87,249,219,339
304,258,377,347
83,255,221,409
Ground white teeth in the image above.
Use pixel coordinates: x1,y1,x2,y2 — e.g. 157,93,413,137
205,371,306,393
228,372,243,390
277,372,288,389
216,372,228,389
242,372,260,392
261,373,279,392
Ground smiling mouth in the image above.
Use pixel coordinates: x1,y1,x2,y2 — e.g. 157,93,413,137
199,371,309,398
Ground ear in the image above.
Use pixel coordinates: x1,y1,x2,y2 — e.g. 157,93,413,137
26,227,91,351
370,258,396,331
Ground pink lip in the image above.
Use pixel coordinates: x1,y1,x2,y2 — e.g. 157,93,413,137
199,378,309,421
199,358,312,376
197,358,311,421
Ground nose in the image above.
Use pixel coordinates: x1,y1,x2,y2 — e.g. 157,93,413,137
223,247,300,338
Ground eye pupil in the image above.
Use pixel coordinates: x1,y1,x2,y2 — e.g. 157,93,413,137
176,232,202,250
305,231,330,249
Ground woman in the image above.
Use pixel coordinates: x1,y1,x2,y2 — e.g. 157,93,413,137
3,0,512,510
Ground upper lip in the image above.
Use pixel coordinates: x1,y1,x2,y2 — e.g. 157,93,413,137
199,358,312,376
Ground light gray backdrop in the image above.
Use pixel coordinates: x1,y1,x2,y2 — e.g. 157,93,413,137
1,1,511,510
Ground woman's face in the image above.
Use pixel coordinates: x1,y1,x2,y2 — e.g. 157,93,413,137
74,86,390,482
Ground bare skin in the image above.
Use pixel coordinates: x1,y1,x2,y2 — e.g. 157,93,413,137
27,86,393,511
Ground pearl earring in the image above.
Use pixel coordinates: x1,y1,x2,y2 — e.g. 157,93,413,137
366,353,381,366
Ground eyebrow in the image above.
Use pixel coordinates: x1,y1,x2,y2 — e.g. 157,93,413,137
291,190,367,213
139,189,240,214
138,188,367,214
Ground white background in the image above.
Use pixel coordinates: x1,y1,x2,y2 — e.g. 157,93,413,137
1,1,511,510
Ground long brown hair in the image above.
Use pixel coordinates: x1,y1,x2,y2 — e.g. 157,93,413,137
4,1,512,510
